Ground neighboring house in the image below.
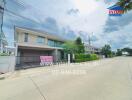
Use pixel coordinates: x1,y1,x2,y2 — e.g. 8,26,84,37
15,27,66,68
84,44,101,54
0,32,8,53
0,0,8,53
5,46,16,55
122,51,129,56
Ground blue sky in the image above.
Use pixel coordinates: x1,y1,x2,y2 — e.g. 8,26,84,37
3,0,132,50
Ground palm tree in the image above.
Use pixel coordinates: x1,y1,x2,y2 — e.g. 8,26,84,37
116,0,132,13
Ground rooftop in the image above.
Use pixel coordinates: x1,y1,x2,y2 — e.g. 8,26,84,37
15,26,67,42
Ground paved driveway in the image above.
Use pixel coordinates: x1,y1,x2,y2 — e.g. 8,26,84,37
0,57,132,100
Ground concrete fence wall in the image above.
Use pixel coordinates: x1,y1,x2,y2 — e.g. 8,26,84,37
0,56,15,74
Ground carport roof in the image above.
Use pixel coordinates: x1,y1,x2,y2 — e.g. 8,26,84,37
17,42,63,50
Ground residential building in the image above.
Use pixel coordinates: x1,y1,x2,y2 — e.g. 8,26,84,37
15,27,66,68
0,32,8,53
122,51,129,56
4,46,15,55
84,44,101,54
0,0,7,53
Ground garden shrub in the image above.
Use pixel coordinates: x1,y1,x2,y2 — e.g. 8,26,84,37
75,53,99,62
90,54,99,60
0,53,9,56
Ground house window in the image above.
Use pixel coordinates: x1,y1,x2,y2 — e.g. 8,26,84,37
48,39,63,47
48,39,55,47
37,36,45,44
56,41,63,47
24,33,28,42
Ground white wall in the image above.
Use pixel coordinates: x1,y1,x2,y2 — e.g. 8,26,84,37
0,56,15,74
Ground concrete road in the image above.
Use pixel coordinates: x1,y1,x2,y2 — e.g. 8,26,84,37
0,57,132,100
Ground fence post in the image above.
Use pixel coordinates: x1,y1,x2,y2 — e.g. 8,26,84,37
68,54,70,64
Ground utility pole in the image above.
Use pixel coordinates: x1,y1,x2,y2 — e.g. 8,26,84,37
0,0,5,53
88,32,93,46
88,35,91,46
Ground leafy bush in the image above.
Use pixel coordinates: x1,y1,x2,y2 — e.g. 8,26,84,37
75,59,85,63
0,53,9,56
90,54,99,60
75,53,99,62
75,54,85,59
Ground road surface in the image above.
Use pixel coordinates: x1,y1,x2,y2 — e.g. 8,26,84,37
0,57,132,100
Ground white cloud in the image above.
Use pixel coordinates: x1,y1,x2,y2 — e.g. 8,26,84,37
4,0,132,49
72,0,98,15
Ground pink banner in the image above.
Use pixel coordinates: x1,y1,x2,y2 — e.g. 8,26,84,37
40,56,53,65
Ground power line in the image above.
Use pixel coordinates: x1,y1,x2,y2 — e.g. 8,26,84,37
4,0,48,25
0,0,47,52
3,8,41,24
11,0,47,19
13,0,45,14
87,33,93,46
6,0,27,9
12,0,28,8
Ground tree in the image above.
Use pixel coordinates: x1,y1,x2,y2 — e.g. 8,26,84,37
75,37,85,54
116,49,122,56
111,51,116,57
62,41,77,54
116,0,132,13
122,47,132,56
101,44,112,58
75,37,82,45
63,37,85,54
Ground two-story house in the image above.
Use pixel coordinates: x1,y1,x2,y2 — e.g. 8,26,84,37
84,44,101,54
15,27,66,68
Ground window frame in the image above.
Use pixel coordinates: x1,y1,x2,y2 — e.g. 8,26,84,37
24,33,28,42
37,36,45,44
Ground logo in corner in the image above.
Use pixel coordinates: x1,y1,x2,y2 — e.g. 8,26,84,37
108,5,124,16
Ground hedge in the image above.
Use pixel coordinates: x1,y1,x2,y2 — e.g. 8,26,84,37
0,53,9,56
75,54,99,63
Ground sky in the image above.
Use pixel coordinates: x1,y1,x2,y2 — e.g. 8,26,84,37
2,0,132,50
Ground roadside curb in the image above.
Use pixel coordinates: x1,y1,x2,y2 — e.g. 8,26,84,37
0,72,14,80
